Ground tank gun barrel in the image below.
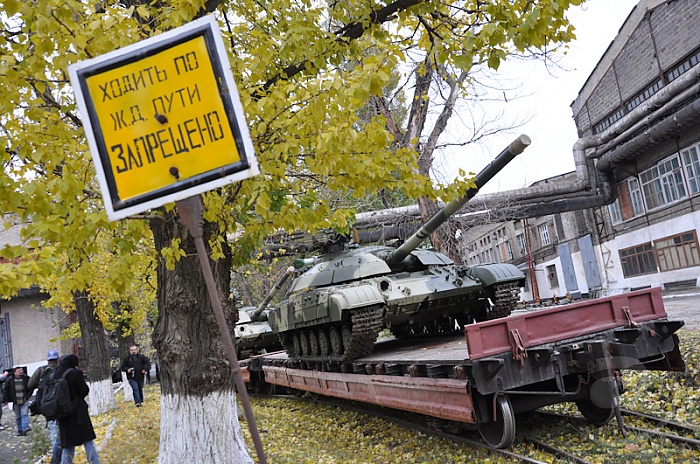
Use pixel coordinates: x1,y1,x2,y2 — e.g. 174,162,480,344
385,134,531,267
251,266,295,319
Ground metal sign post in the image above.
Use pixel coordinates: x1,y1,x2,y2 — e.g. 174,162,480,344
177,195,267,464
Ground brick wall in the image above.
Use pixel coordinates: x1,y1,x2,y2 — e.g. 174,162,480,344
573,0,700,134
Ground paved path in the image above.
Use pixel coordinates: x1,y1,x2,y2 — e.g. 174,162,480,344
0,404,35,464
662,291,700,331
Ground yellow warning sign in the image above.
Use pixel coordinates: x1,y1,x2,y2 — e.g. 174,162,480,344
86,35,238,201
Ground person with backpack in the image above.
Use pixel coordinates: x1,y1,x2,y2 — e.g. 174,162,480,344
54,354,100,464
120,345,150,407
2,366,31,436
28,350,62,464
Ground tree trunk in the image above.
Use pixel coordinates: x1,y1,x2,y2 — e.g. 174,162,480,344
73,291,117,415
150,209,252,464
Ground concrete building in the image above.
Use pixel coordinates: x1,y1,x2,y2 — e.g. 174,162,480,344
462,0,700,301
573,0,700,294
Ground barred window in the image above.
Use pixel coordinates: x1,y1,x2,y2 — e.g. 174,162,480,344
682,145,700,195
628,178,645,216
640,155,687,210
620,243,657,277
655,231,700,272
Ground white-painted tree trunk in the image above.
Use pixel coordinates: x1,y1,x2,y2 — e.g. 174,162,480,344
121,372,134,402
159,391,253,464
87,378,117,416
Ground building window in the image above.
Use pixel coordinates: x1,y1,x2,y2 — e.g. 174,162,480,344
593,107,625,135
655,230,700,272
627,177,644,216
626,78,663,112
505,241,513,260
640,155,687,210
666,48,700,83
546,265,559,289
619,242,657,277
516,234,526,254
682,145,700,195
538,223,551,246
609,199,622,224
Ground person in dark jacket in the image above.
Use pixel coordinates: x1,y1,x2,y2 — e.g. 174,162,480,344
55,355,100,464
120,345,150,407
2,366,31,436
28,350,62,464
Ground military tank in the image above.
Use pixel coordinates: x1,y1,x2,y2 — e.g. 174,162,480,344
234,267,295,358
267,135,530,362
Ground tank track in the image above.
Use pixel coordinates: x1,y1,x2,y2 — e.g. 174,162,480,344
280,304,384,363
488,281,521,320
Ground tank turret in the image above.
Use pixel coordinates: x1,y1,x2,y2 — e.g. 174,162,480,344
234,266,295,358
268,135,530,362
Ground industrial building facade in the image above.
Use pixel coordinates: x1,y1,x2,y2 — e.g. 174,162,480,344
464,0,700,301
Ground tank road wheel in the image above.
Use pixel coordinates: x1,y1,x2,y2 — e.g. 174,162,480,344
308,331,320,356
341,325,353,354
292,333,302,357
329,327,343,356
477,395,516,449
299,332,310,356
318,330,331,356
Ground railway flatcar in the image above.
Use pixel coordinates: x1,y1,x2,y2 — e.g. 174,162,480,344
242,287,684,448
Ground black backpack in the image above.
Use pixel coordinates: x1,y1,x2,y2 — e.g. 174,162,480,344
40,368,75,420
29,365,55,416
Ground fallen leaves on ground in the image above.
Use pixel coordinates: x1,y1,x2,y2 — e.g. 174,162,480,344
27,330,700,463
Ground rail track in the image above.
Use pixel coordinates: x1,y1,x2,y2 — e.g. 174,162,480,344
533,408,700,456
253,392,595,463
251,390,700,462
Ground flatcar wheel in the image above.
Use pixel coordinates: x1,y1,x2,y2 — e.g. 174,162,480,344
308,331,320,356
341,325,353,354
292,334,302,357
576,396,614,425
318,330,331,356
299,332,310,356
329,327,343,355
477,395,516,449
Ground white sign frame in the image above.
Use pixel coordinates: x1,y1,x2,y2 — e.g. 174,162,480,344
69,15,259,221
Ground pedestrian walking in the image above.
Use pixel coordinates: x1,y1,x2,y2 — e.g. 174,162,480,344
28,350,62,464
2,366,31,436
55,354,100,464
120,345,150,407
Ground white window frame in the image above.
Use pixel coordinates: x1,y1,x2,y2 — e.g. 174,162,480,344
640,155,687,210
608,198,622,224
516,234,526,254
627,177,645,216
682,144,700,195
538,223,551,246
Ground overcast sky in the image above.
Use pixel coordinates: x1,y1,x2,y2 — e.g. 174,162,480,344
436,0,640,195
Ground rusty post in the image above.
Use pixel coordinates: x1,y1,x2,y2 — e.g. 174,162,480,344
176,195,267,464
